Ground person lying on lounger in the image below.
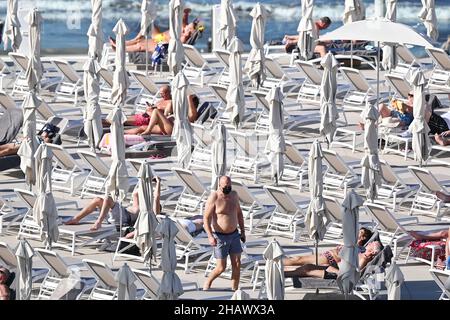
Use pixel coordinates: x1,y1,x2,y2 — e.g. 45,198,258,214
64,176,204,235
283,228,381,279
0,267,11,300
109,8,204,53
408,227,450,270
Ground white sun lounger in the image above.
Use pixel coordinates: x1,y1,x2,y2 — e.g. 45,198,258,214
429,268,450,300
279,141,309,191
182,44,218,87
339,67,378,111
51,58,84,106
82,259,119,300
385,73,413,101
188,123,214,171
0,57,15,91
129,70,161,114
425,47,450,93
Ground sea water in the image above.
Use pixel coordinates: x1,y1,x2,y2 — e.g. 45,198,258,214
0,0,449,54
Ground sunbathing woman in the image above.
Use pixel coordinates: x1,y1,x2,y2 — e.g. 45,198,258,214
408,228,450,269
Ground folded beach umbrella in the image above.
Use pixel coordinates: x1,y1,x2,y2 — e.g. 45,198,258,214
382,0,398,71
172,71,193,168
230,289,250,300
156,217,184,300
342,0,365,25
409,69,431,164
244,2,267,87
140,0,156,37
15,239,35,300
25,9,43,92
297,0,317,61
111,19,130,107
88,0,103,61
419,0,438,41
211,123,227,190
4,0,22,51
385,260,404,300
115,263,137,300
264,86,286,184
133,161,159,267
319,52,339,145
360,101,382,201
263,239,285,300
168,0,185,75
304,139,330,262
219,0,237,48
226,37,245,129
33,143,59,248
337,189,363,297
17,93,40,186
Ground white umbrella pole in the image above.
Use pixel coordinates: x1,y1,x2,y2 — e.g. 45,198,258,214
315,235,319,295
376,41,380,106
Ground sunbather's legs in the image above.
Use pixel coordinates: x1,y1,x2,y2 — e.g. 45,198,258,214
141,108,173,135
0,143,19,157
124,125,147,135
91,196,115,231
284,264,327,278
283,254,329,266
203,258,227,290
230,253,241,291
110,38,157,53
64,197,104,225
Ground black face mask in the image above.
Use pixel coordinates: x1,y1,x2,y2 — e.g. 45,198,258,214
222,186,232,195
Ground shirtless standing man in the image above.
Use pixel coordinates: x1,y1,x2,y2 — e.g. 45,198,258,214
203,176,246,291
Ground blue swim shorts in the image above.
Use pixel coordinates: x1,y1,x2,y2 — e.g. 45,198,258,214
212,229,243,259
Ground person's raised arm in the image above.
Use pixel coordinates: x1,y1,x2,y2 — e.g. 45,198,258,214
236,194,246,243
203,192,217,246
187,94,198,122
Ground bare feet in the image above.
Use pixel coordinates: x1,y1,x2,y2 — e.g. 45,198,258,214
64,218,80,225
90,221,102,231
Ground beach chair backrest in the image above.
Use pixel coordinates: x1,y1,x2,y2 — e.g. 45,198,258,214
379,159,400,185
208,83,228,104
98,68,114,88
191,123,213,146
131,269,159,299
183,44,207,69
8,52,28,72
14,188,36,209
284,141,306,166
430,269,450,297
323,195,342,222
172,167,206,195
78,150,110,177
339,67,371,93
426,47,450,71
52,59,80,83
0,91,17,110
47,143,77,171
129,70,159,96
231,180,258,206
364,202,405,234
295,60,322,85
213,49,230,68
251,90,270,113
0,242,17,268
35,249,70,277
396,45,416,65
385,74,412,100
228,130,258,157
36,100,56,120
172,218,196,245
265,57,286,79
408,166,445,193
264,186,298,214
83,259,118,289
322,149,351,175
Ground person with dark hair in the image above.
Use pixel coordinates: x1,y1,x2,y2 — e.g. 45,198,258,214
0,267,11,300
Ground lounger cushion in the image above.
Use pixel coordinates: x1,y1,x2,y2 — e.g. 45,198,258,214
292,277,338,289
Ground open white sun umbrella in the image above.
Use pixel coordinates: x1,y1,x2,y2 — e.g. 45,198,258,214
115,263,137,300
133,161,159,267
342,0,365,24
111,19,130,107
33,143,59,248
385,261,404,300
15,239,35,300
382,0,398,71
319,52,339,146
264,86,286,184
419,0,438,42
4,0,22,51
172,72,193,168
409,69,431,165
219,0,237,48
297,0,317,61
337,189,363,297
226,37,245,129
211,123,227,190
168,0,185,75
263,239,285,300
88,0,103,61
360,101,382,201
156,217,184,300
304,139,330,264
243,2,268,87
231,289,250,300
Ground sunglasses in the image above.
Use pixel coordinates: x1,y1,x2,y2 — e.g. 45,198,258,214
408,93,414,97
